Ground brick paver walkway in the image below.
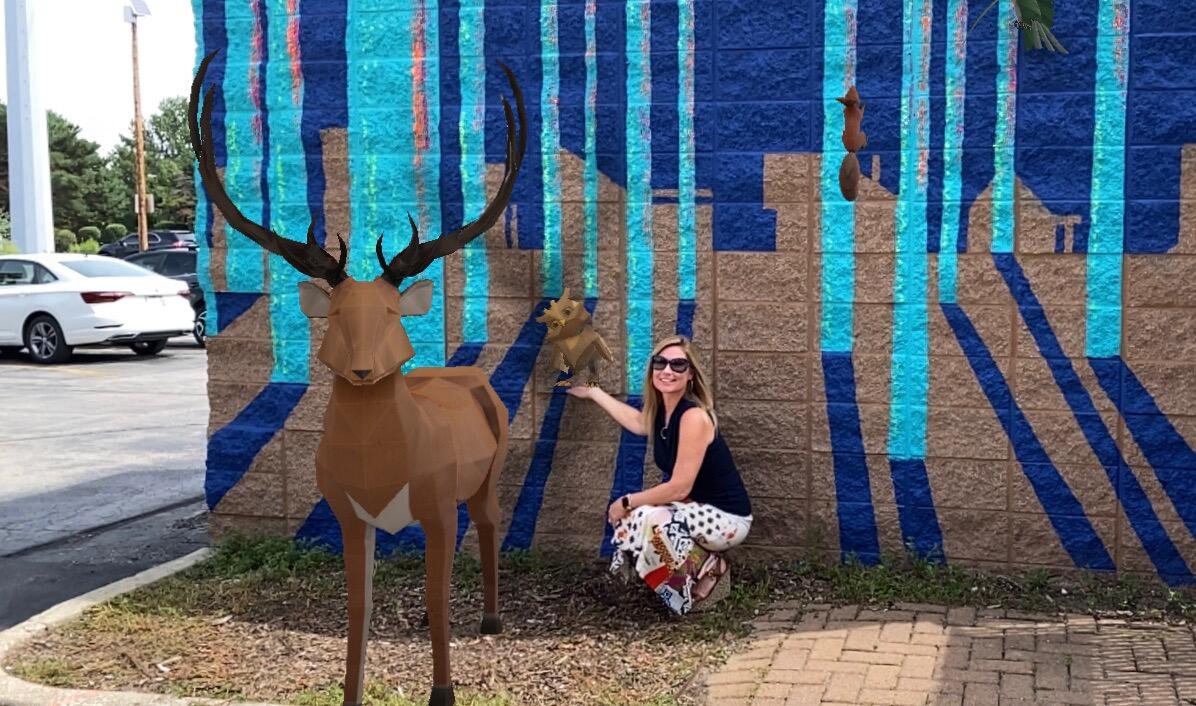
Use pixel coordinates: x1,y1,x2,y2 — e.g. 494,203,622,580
705,603,1196,705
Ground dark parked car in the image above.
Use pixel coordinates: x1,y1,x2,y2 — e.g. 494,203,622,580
125,248,206,347
98,230,197,259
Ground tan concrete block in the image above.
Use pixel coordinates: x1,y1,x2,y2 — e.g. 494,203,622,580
206,336,274,384
651,249,714,301
534,441,619,488
650,299,715,346
1010,513,1116,567
952,253,1012,305
851,201,900,255
810,402,890,455
719,399,805,451
763,152,814,204
1013,355,1116,414
716,301,806,353
1117,514,1196,575
532,247,629,301
442,247,533,299
746,496,806,546
923,458,1007,511
927,406,1009,460
556,199,623,253
930,304,1012,358
558,150,622,205
1125,307,1196,363
213,466,285,518
738,448,806,499
1013,305,1086,361
1019,408,1119,467
207,245,228,291
804,501,840,549
208,513,289,543
532,481,610,544
1013,255,1086,304
283,383,330,433
1009,462,1116,517
717,351,808,402
773,202,809,253
853,254,897,304
1119,360,1196,415
811,353,888,404
444,296,541,346
930,354,1006,409
1123,414,1196,468
1125,255,1196,307
207,380,266,429
850,304,895,357
716,251,806,302
937,509,1007,562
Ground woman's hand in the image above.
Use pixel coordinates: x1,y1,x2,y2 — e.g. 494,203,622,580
567,384,599,400
607,497,629,525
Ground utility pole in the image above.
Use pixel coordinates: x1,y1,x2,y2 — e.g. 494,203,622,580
125,1,152,252
4,0,55,254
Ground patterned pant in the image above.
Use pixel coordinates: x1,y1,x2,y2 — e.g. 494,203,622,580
609,501,752,615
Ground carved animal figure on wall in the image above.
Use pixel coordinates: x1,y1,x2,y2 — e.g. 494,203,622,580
189,50,527,706
837,85,867,202
536,287,614,387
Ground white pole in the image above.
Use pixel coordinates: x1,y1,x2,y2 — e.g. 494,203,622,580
4,0,55,254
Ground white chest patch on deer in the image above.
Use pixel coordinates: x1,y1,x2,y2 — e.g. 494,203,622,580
347,484,415,534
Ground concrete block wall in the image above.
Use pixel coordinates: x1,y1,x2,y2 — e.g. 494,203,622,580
195,0,1196,586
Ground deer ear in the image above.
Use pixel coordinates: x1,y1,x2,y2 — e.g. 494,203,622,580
399,279,434,316
298,280,331,318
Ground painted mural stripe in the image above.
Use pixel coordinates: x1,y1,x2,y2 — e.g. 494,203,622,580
941,304,1117,573
677,0,696,303
193,0,222,337
822,353,881,563
600,394,648,557
215,292,262,331
447,342,485,368
206,382,307,510
266,0,310,383
223,0,266,293
818,0,857,354
1092,357,1196,542
540,0,563,297
937,0,968,303
255,0,273,238
501,299,598,550
990,0,1016,254
889,459,944,560
989,255,1194,583
583,0,600,298
298,0,347,252
459,1,489,342
625,0,653,396
1085,0,1131,358
676,300,695,339
492,299,553,423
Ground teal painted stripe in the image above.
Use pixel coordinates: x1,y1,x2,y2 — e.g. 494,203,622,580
677,0,696,302
818,0,857,354
265,0,310,383
626,0,653,395
991,0,1016,254
888,0,933,460
222,6,265,293
1085,0,1130,358
937,0,968,304
405,0,446,370
582,0,599,299
459,2,488,343
540,0,563,297
192,0,218,337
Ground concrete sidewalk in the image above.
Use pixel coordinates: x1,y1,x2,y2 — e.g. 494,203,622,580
705,603,1196,705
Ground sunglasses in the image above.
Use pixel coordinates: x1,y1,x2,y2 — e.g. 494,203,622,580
650,355,691,373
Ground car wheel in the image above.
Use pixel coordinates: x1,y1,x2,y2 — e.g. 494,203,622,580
24,315,73,364
130,339,168,356
193,309,207,348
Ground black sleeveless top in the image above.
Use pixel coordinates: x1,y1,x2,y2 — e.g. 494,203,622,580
652,398,752,517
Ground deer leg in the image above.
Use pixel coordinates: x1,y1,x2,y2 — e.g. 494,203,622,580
336,508,376,706
467,482,502,634
423,506,458,706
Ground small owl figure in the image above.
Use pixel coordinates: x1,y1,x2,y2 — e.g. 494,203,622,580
536,287,614,387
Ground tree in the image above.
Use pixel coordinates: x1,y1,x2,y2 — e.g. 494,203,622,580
109,96,197,231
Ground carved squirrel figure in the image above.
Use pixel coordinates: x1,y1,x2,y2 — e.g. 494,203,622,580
837,85,867,201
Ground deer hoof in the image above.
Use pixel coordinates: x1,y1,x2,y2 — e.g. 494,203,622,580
480,612,503,634
429,685,455,706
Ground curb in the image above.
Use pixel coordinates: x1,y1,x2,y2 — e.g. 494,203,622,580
0,548,282,706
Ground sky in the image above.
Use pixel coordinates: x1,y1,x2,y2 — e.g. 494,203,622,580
1,1,197,154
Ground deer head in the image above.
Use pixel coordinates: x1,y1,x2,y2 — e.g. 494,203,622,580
189,50,526,386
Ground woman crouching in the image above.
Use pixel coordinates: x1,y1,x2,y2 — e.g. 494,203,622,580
567,335,753,614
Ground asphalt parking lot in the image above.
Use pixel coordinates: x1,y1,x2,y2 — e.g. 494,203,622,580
0,339,209,628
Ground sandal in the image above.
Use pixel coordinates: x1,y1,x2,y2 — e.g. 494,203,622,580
691,555,729,604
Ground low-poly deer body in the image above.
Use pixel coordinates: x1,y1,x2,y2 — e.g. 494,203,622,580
190,50,527,706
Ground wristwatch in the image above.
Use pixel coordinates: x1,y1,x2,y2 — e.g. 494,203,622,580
621,495,631,511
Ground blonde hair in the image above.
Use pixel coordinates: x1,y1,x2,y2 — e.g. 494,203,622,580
639,335,718,442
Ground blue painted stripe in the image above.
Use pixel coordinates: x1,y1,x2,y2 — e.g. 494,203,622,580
991,0,1017,254
676,300,695,339
502,298,598,550
255,0,272,237
266,0,310,384
889,459,945,561
941,303,1117,573
214,292,262,331
582,0,600,298
193,0,222,336
1085,0,1131,358
539,0,563,297
1093,357,1196,543
937,0,968,302
821,352,880,564
222,0,266,293
459,1,489,343
625,1,653,395
677,0,696,303
600,394,648,557
206,382,307,510
299,0,347,251
447,342,485,368
818,0,857,354
493,299,553,424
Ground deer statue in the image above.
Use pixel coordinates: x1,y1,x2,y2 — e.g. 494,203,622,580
189,50,527,706
836,85,867,202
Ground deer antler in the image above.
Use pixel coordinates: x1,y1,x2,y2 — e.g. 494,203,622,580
378,61,528,287
189,50,350,286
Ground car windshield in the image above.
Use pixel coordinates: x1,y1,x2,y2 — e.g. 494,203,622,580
60,259,156,278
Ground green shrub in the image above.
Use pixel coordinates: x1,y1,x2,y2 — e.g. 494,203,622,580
101,223,128,244
69,239,101,254
0,239,18,255
77,226,102,244
54,229,76,252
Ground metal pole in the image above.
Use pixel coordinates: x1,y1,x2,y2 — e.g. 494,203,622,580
4,0,55,253
131,17,151,252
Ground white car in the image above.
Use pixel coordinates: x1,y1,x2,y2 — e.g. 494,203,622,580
0,253,195,364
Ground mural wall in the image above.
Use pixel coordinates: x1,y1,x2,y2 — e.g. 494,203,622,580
195,0,1196,587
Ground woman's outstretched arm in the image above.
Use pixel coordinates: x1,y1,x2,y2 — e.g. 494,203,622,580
568,385,647,435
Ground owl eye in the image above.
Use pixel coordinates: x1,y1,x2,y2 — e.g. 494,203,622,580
564,307,572,315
